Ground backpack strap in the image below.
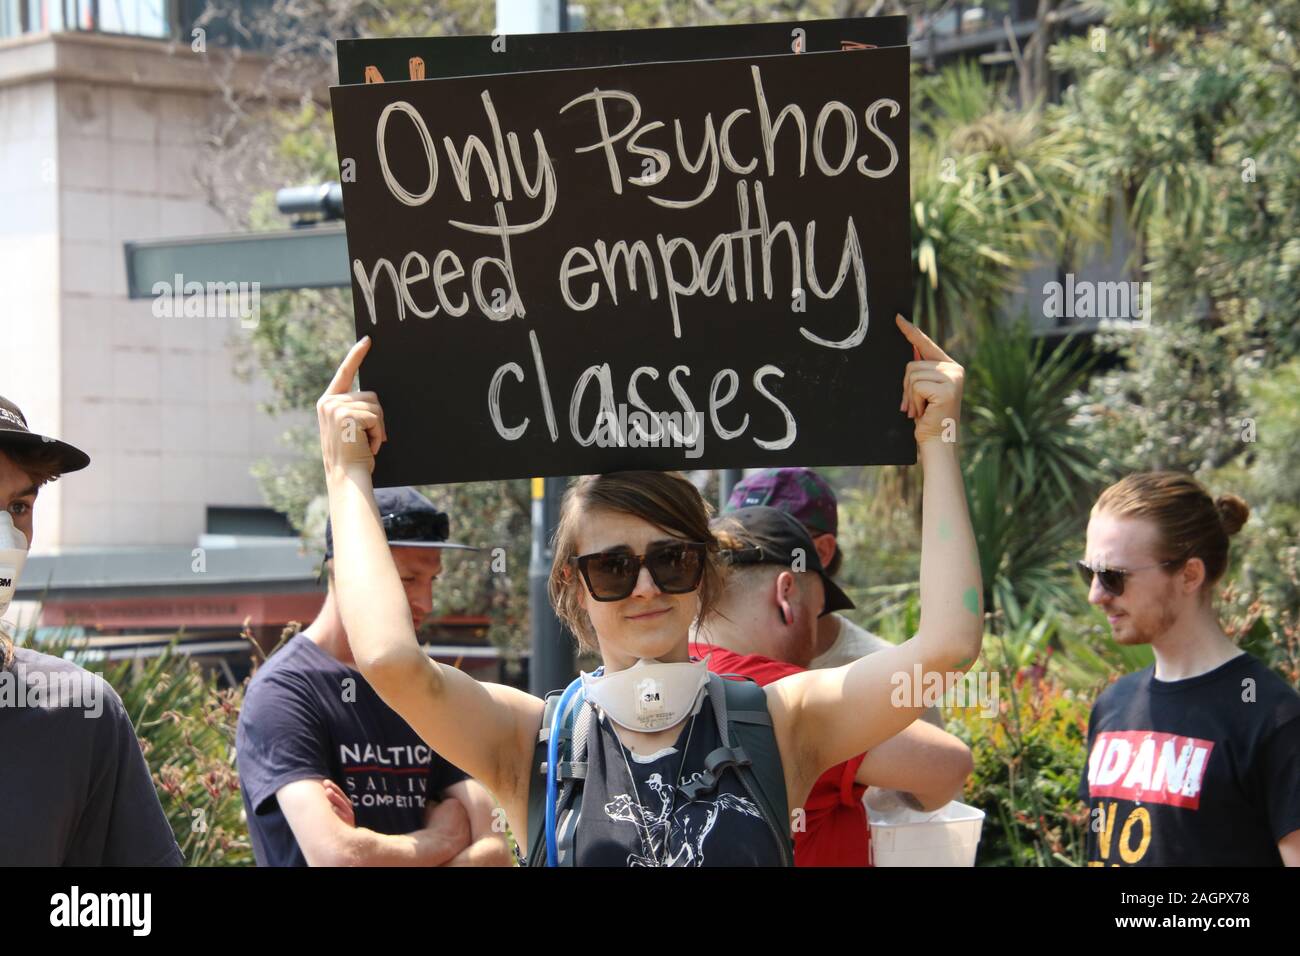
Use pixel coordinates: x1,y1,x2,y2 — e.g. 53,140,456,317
553,700,593,866
525,691,593,867
686,673,794,866
525,691,561,867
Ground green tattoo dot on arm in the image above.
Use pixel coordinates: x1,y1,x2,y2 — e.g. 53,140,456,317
938,518,954,541
963,586,981,616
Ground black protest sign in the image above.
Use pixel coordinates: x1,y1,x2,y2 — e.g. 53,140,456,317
336,16,907,85
330,46,914,487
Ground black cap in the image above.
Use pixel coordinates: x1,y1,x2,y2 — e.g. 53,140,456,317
324,486,477,561
713,505,855,617
0,396,91,475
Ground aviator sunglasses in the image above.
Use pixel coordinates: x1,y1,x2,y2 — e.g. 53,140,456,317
570,541,708,602
1076,558,1183,597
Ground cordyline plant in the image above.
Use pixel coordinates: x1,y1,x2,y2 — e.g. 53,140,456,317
111,648,250,866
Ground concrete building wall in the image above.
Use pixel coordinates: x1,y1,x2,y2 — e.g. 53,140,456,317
0,74,65,544
0,31,309,552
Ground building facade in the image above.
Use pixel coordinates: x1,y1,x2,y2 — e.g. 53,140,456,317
0,13,344,670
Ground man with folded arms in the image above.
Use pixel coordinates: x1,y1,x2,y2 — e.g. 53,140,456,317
237,487,512,866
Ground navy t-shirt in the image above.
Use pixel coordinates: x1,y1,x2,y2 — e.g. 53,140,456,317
236,634,467,866
1079,653,1300,866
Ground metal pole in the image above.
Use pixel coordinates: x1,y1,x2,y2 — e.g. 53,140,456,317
718,469,743,512
528,476,573,696
505,0,572,698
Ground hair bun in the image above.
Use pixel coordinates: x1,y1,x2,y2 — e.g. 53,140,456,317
1216,494,1250,536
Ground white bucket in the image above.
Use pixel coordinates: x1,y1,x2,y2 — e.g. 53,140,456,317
864,793,985,867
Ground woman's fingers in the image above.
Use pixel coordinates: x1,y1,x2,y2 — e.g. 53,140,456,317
893,317,965,442
896,313,954,416
911,377,951,405
324,336,372,397
895,314,953,364
907,374,952,416
349,391,387,441
904,368,950,395
342,394,387,445
320,390,386,452
317,339,389,475
903,360,946,417
325,403,383,458
343,409,383,456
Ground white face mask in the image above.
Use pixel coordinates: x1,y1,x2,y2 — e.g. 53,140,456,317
580,656,710,733
0,511,28,621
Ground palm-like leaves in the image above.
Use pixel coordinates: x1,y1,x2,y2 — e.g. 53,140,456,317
961,318,1102,623
964,454,1086,623
965,318,1102,503
912,140,1039,345
911,60,1102,347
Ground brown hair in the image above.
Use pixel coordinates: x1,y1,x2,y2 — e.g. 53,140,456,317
0,629,12,671
1,442,67,489
548,471,726,652
1094,471,1249,591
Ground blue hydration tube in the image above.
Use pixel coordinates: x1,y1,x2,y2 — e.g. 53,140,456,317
544,669,600,867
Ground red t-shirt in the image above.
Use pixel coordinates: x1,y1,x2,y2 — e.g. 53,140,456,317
689,642,870,867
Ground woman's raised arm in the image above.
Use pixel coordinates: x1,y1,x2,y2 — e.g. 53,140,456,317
767,316,984,796
316,338,544,815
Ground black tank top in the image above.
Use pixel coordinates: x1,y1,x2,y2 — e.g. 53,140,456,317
572,696,784,866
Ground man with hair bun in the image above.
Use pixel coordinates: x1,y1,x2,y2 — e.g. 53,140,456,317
1078,471,1300,866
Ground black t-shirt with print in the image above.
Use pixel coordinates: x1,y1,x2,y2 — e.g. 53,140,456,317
573,696,785,866
236,634,467,866
1079,653,1300,866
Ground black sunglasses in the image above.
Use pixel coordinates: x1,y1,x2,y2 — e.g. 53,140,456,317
381,510,449,543
1076,559,1182,597
571,541,709,602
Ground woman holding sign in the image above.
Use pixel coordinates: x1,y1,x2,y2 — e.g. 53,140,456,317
316,314,982,866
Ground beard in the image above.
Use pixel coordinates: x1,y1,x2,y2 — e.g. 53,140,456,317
1111,580,1181,645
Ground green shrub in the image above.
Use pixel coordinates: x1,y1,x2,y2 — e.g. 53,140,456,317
1221,551,1300,692
98,647,251,866
948,672,1093,867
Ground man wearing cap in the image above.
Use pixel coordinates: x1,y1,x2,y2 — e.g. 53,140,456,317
689,506,972,866
0,396,183,865
236,487,512,866
725,467,942,726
